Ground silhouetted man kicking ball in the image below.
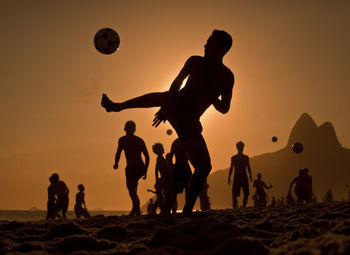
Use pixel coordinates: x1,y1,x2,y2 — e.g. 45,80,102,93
228,141,252,209
102,30,234,213
114,121,150,216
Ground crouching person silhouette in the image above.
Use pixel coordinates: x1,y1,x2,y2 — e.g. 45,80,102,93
74,184,90,219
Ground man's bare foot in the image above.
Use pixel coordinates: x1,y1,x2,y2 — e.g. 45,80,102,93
101,94,122,112
101,94,113,112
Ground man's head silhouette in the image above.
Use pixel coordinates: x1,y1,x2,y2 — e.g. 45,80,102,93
78,184,85,192
205,30,232,58
51,173,59,182
152,143,164,155
236,141,245,153
124,120,136,135
257,173,262,180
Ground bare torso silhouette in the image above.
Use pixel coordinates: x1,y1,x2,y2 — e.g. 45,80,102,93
118,135,147,167
164,56,233,137
170,138,189,163
115,126,149,216
231,154,250,178
75,192,84,207
56,180,69,200
156,155,169,179
229,151,252,208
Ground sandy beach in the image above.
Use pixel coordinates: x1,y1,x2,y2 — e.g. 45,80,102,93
0,202,349,254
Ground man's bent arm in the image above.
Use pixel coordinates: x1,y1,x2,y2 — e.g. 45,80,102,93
213,74,234,114
263,182,272,189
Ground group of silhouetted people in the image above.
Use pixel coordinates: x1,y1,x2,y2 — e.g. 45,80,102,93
113,119,209,216
44,28,342,218
227,141,273,209
46,173,90,219
102,29,233,214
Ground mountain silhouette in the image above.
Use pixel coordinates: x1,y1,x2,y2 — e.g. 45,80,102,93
143,113,350,211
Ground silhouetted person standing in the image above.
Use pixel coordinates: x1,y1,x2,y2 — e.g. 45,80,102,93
74,184,90,219
46,176,60,220
170,138,192,211
253,173,272,207
152,143,172,214
114,121,150,216
228,141,252,208
165,152,177,214
102,30,234,213
51,173,69,219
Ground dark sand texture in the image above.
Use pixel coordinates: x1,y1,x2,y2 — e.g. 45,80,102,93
1,202,350,254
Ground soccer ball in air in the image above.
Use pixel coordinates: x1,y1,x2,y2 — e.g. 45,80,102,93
272,136,278,142
166,129,173,135
292,142,303,154
94,28,120,54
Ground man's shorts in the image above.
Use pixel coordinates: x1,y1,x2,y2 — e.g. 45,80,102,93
232,175,249,197
125,165,145,190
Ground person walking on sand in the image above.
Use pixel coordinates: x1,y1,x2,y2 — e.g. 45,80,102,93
228,141,253,209
74,184,90,219
253,173,272,207
101,30,234,213
114,121,150,216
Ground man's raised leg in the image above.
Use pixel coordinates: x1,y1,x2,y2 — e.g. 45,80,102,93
101,92,169,112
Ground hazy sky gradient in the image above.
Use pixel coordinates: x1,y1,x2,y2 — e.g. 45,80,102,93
1,0,349,210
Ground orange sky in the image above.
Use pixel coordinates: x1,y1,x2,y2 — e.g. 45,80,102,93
1,0,350,210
